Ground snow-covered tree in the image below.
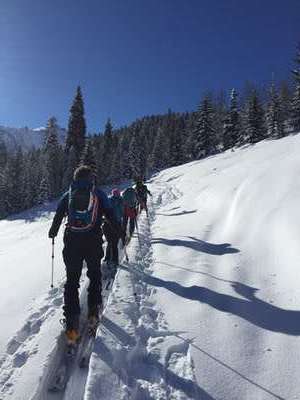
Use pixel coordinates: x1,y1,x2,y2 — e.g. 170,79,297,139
101,118,114,184
5,147,25,213
279,81,292,134
37,166,50,205
44,117,63,198
290,85,300,133
149,127,170,171
0,137,7,169
62,147,77,189
128,127,147,179
245,90,266,144
80,138,97,175
292,44,300,84
223,88,240,150
109,137,122,183
266,83,284,138
66,86,86,162
193,96,216,158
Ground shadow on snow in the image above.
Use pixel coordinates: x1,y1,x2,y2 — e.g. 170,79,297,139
122,266,300,336
156,210,198,217
151,236,240,255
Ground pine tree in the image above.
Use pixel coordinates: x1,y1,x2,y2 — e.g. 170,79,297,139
62,147,77,189
128,127,146,179
245,90,266,144
169,118,185,166
24,150,42,208
0,167,7,218
266,83,284,138
0,136,7,169
0,138,8,216
214,90,227,149
80,138,97,174
66,86,86,162
44,117,63,198
292,44,300,84
149,127,170,171
38,172,50,205
223,89,240,150
279,81,292,134
101,118,114,183
6,148,25,213
118,133,131,180
291,85,300,132
183,112,197,161
193,96,216,158
109,137,122,183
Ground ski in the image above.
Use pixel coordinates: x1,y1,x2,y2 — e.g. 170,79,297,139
47,341,79,392
47,243,124,392
47,320,90,393
78,324,98,369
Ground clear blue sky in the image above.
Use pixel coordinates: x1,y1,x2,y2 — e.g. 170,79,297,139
1,0,300,132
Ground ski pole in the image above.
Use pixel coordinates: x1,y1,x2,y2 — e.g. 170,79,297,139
51,238,55,288
123,242,129,262
135,217,142,251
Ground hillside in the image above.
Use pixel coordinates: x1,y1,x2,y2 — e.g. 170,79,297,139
0,125,66,151
1,133,300,399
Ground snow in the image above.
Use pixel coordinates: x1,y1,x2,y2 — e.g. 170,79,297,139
1,134,300,399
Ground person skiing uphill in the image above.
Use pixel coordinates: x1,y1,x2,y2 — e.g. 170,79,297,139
122,186,138,237
103,188,125,270
135,178,152,215
48,165,115,344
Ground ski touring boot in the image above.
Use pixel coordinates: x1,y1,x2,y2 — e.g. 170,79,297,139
88,304,103,335
63,314,80,349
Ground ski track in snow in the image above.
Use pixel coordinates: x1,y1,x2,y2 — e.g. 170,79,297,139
0,283,64,398
0,250,123,400
84,187,204,400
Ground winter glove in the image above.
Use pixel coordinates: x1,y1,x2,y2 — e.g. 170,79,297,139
48,227,57,239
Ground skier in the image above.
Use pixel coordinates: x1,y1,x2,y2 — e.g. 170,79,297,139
102,188,125,274
135,178,152,215
48,165,116,344
122,186,138,237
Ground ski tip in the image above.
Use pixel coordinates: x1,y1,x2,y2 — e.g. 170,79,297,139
79,356,87,369
48,383,66,393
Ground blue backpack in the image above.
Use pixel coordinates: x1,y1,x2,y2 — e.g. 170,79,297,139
67,181,99,232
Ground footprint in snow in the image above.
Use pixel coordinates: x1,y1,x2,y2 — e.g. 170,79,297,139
12,351,30,368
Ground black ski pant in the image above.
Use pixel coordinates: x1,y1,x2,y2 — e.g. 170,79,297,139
103,221,121,264
62,231,103,322
138,196,148,213
123,215,135,236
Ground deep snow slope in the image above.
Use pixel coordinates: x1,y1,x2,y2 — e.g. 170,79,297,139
1,134,300,400
85,135,300,400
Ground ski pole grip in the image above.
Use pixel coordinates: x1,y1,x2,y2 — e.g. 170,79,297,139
51,238,55,288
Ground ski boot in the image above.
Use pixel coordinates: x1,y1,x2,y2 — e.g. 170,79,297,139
88,304,103,335
64,314,80,346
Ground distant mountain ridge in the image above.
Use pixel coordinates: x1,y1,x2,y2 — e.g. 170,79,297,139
0,125,66,151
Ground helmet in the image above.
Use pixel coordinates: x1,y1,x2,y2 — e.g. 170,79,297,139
112,188,121,197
